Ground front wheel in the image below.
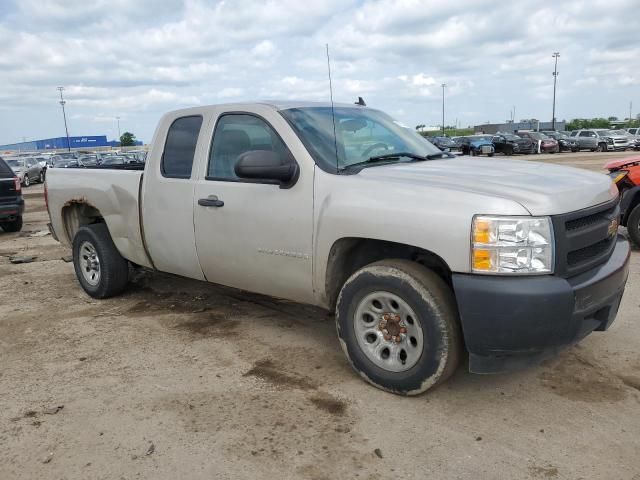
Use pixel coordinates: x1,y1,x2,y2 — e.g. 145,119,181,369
596,143,606,152
72,223,129,298
627,204,640,247
336,260,462,395
23,175,30,187
39,171,45,183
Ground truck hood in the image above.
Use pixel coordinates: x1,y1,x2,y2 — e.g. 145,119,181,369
358,157,616,215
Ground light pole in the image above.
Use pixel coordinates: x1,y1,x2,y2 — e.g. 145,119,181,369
57,87,71,152
441,83,446,134
551,52,560,130
116,116,121,146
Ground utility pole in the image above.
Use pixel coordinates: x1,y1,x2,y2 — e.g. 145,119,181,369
116,116,121,145
551,52,560,130
57,87,71,152
630,101,633,123
441,83,446,134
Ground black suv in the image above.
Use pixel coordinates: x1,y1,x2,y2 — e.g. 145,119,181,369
540,131,579,152
0,156,24,232
491,133,533,155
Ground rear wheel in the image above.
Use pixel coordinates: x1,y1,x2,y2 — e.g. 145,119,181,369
72,223,129,298
627,204,640,247
336,259,462,395
0,216,23,233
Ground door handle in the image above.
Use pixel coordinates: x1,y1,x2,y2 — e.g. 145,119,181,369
198,195,224,207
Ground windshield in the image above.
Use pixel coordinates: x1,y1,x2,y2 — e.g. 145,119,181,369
5,159,23,167
610,129,628,135
280,106,442,171
525,132,546,140
502,134,521,141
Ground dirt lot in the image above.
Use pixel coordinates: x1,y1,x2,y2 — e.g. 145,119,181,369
1,151,639,480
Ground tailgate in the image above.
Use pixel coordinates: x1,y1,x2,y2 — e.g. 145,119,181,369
0,178,18,204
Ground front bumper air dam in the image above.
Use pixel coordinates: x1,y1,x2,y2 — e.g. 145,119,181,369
452,235,630,374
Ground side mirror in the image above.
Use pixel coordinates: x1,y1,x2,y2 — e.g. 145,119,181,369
234,150,299,188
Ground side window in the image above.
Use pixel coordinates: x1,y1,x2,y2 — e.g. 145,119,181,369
161,115,203,179
208,114,292,180
579,131,589,137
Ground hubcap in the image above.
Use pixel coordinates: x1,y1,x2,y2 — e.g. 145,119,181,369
79,241,101,286
353,291,424,372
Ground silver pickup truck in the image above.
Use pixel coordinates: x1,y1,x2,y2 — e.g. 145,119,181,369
45,101,630,395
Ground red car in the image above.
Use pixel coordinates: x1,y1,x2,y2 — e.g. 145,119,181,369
516,131,560,153
606,156,640,246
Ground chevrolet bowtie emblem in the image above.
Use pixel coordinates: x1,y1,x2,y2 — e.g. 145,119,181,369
608,218,619,237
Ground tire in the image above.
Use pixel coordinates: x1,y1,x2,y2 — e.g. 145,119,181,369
470,149,476,156
39,171,45,183
0,216,23,233
627,204,640,248
72,223,129,298
506,146,514,156
23,175,30,187
488,152,494,157
596,143,606,152
335,259,462,395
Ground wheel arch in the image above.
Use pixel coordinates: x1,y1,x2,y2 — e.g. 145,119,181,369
324,237,453,311
621,186,640,226
61,201,105,245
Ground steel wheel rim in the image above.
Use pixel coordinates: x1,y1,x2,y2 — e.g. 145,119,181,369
79,241,101,286
353,291,424,372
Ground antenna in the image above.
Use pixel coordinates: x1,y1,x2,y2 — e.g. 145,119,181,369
326,44,339,172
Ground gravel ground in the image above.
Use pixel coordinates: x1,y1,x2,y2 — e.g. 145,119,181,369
1,151,639,480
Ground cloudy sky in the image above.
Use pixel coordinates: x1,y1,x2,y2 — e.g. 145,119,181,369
0,0,638,144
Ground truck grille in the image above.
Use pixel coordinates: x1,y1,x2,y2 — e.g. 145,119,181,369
552,200,619,278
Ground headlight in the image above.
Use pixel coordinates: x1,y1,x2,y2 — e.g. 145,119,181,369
471,215,554,274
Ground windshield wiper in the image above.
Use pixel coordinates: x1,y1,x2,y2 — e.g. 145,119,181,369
341,152,428,171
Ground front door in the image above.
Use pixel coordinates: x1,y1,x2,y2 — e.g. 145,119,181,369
193,111,315,304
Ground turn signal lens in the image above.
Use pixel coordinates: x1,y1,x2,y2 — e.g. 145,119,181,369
473,219,491,244
472,249,492,271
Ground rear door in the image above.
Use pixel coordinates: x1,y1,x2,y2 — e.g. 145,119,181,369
192,108,314,304
141,112,208,280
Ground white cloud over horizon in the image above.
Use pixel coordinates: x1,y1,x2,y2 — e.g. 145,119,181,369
0,0,638,144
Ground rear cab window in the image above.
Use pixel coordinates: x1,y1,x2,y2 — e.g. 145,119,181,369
161,115,203,179
0,157,14,178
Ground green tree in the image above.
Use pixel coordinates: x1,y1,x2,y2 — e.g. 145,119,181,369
120,132,136,147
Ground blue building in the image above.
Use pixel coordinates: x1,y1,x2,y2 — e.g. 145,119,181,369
0,135,141,151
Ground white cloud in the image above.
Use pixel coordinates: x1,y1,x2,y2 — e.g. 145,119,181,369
0,0,639,143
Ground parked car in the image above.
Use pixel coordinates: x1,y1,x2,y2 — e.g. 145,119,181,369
605,156,640,246
516,132,559,153
570,129,630,151
430,136,461,152
5,156,45,186
0,156,24,232
46,101,630,396
540,131,580,152
78,155,99,167
491,133,533,155
458,135,495,156
50,157,80,168
610,129,638,150
100,156,127,166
